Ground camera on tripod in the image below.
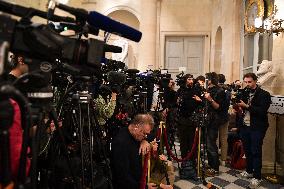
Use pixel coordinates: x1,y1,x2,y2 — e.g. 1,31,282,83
175,71,186,87
152,69,172,91
0,1,143,188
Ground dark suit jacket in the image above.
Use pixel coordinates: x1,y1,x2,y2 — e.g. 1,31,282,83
242,86,271,130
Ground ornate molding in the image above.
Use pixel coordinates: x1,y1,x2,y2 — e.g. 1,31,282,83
244,0,264,33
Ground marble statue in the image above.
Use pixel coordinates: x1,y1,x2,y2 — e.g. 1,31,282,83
256,60,276,85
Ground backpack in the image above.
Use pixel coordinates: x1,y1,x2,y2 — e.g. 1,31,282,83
230,140,246,170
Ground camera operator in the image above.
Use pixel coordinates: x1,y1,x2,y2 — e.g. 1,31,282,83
217,74,231,165
5,54,29,83
195,75,205,88
176,74,202,181
204,72,227,177
163,78,177,114
163,78,177,149
194,75,206,99
236,73,271,189
234,80,242,91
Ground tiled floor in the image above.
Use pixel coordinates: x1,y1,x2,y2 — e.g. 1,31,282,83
168,142,284,189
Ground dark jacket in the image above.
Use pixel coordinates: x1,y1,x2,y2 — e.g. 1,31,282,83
177,86,201,117
207,85,227,125
241,86,271,130
163,87,177,109
111,127,142,189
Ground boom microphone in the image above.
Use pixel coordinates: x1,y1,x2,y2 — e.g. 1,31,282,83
87,11,142,42
54,3,142,42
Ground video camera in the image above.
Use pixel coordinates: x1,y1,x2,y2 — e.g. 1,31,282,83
0,0,142,75
231,87,250,104
176,71,186,87
0,0,142,106
0,1,144,188
152,69,171,89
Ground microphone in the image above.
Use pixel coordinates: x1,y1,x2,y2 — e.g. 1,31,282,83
55,3,142,42
104,44,122,53
88,11,142,42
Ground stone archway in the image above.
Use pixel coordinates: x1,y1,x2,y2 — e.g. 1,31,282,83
105,9,140,68
214,26,222,73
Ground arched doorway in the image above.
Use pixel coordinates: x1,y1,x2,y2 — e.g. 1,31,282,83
106,10,140,69
214,26,222,73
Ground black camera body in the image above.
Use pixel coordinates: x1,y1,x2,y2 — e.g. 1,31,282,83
175,72,186,87
231,88,250,104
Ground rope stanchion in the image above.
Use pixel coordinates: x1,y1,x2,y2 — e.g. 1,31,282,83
163,126,199,162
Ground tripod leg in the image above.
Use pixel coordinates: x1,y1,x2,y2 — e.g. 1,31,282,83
78,104,85,188
87,105,95,189
30,113,45,189
197,127,201,178
49,109,79,189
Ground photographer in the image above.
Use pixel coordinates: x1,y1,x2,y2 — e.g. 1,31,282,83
204,72,226,177
234,80,242,91
163,78,177,144
236,73,271,189
163,78,177,114
176,74,201,181
217,74,231,165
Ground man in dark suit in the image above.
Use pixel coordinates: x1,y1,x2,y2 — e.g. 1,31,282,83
111,114,158,189
236,73,271,189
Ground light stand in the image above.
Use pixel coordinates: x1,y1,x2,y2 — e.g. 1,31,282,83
264,114,284,184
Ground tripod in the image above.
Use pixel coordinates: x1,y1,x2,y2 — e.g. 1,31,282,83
56,78,112,189
264,114,284,185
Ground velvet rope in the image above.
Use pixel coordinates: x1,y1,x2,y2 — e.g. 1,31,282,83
140,152,150,189
163,127,199,162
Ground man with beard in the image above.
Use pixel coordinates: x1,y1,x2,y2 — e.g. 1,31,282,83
176,74,202,181
236,73,271,189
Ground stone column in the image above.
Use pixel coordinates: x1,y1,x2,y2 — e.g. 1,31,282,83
138,0,157,71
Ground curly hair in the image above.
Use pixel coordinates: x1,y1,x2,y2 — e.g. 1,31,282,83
205,72,218,85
